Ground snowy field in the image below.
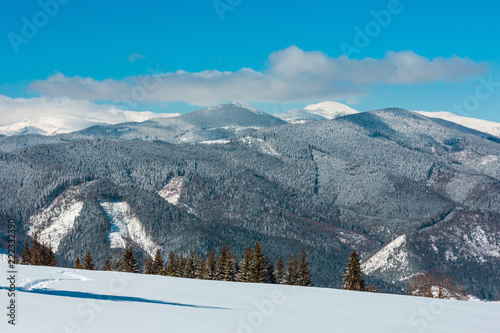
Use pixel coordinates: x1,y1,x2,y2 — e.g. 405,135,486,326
1,264,499,333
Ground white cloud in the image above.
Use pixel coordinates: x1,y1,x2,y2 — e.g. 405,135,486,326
0,95,179,130
128,53,147,63
29,46,487,106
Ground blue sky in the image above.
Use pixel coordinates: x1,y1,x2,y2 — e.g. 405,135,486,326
1,0,500,124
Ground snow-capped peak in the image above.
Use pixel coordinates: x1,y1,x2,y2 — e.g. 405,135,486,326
304,101,359,119
230,101,269,116
414,111,500,138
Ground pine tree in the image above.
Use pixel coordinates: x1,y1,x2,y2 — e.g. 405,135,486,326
30,234,41,265
221,246,237,281
121,246,139,273
176,254,187,277
39,243,48,266
21,240,31,264
153,249,164,275
265,256,276,284
286,254,299,285
102,253,112,271
165,250,176,276
274,256,286,284
342,250,366,291
186,251,198,279
250,241,268,283
236,247,253,282
74,257,82,269
297,247,313,286
84,251,94,270
47,245,57,266
202,248,216,280
112,253,122,271
215,243,229,280
143,255,155,274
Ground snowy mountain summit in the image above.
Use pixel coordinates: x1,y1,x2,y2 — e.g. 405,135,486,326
277,101,359,123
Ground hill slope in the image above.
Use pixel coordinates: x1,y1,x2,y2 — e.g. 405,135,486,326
1,264,498,333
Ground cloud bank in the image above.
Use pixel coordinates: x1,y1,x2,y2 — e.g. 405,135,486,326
29,46,487,106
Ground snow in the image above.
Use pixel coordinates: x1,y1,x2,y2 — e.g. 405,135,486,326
414,110,500,138
362,234,408,276
277,101,359,123
199,139,231,144
0,103,180,136
158,176,185,205
1,264,499,333
28,186,84,252
100,201,159,256
304,101,360,119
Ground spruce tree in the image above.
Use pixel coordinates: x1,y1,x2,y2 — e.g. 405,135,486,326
176,254,187,277
215,243,229,280
84,251,94,270
237,247,253,282
153,249,164,275
274,256,286,284
297,247,313,286
121,246,139,273
221,247,237,281
47,245,57,266
165,250,177,276
39,243,48,266
74,257,82,269
265,256,276,284
342,250,366,291
21,240,31,264
250,241,268,283
202,248,216,280
30,234,41,265
143,255,155,274
286,254,299,285
186,251,198,279
103,253,112,271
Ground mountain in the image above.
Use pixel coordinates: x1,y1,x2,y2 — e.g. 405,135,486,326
277,101,359,123
0,110,180,136
1,107,499,299
2,263,499,333
414,111,500,138
77,102,287,143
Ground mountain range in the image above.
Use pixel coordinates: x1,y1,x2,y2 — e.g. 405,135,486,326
0,102,499,300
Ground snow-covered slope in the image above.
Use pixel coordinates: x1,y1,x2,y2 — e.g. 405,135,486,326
414,111,500,138
0,110,180,136
277,101,359,123
28,185,85,252
100,201,160,256
1,264,499,333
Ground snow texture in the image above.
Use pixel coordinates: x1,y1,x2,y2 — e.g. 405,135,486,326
158,176,186,205
1,264,499,333
362,235,408,276
28,186,84,252
100,201,159,256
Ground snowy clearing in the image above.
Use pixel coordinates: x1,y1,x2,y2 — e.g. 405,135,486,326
1,264,499,333
100,201,159,256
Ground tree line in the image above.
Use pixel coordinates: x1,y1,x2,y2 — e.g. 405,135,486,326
19,233,57,267
71,241,314,286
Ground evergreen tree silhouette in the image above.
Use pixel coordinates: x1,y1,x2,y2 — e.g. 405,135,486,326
102,253,112,271
74,257,82,269
342,250,366,291
144,255,155,274
84,251,94,270
121,246,139,273
165,250,176,276
274,256,286,284
297,247,313,286
153,249,164,275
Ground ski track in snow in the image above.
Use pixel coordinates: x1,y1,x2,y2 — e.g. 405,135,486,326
100,201,159,256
